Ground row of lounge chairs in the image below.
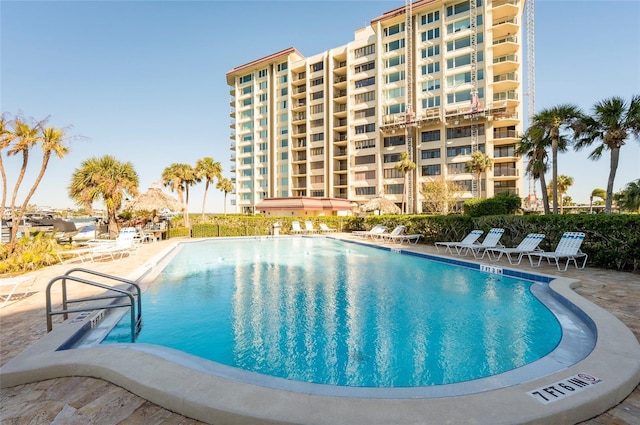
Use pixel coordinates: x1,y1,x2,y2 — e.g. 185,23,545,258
291,221,337,234
435,229,588,271
55,227,141,264
353,224,422,245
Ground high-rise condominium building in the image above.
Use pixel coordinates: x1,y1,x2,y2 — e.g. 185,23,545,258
227,0,525,214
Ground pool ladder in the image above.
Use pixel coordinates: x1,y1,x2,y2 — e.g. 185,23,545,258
46,268,143,342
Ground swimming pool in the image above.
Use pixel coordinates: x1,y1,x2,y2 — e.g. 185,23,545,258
99,237,586,392
3,236,640,425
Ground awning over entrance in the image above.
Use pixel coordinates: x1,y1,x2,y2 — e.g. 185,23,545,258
255,197,354,215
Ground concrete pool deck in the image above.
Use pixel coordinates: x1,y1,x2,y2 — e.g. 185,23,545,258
1,235,639,424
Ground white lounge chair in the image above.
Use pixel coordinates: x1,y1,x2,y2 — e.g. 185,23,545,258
377,225,405,241
56,246,97,264
383,226,423,245
291,221,304,234
435,230,484,254
487,233,545,265
1,275,36,308
527,232,588,271
352,225,387,239
304,221,319,234
454,228,505,258
319,223,336,233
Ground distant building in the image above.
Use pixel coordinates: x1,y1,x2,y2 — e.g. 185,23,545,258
227,0,525,214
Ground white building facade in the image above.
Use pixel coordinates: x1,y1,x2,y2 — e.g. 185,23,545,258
227,0,525,214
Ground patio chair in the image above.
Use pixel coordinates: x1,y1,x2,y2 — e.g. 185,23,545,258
454,228,505,258
304,221,319,234
1,275,36,308
352,225,388,239
435,230,484,254
56,246,97,264
486,233,545,265
291,221,304,234
319,223,336,233
377,225,405,241
527,232,588,271
383,226,423,245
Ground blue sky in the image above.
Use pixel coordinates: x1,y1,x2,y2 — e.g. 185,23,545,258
2,0,639,213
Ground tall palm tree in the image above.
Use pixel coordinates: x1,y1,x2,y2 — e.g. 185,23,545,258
69,155,139,237
162,163,198,227
574,95,640,213
529,104,582,214
6,116,40,222
516,127,551,214
394,151,416,214
195,157,222,219
464,151,493,198
216,177,234,215
589,188,606,213
0,114,17,221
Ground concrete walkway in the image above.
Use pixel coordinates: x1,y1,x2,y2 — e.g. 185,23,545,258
1,236,639,424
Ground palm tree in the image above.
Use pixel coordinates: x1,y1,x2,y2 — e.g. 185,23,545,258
6,116,40,222
529,104,582,214
556,175,574,214
516,127,551,214
615,179,640,212
0,114,17,221
589,188,606,213
574,95,640,213
216,177,234,215
162,163,198,227
464,151,493,198
195,157,222,219
394,152,416,214
69,155,139,237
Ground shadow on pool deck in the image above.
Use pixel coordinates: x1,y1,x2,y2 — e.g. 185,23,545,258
0,235,639,424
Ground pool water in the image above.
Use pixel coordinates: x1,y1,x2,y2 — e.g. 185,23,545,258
103,238,561,387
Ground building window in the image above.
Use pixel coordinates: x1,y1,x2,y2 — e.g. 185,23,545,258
447,16,483,34
384,23,405,36
240,74,253,83
242,86,253,95
277,62,288,72
258,155,267,163
354,107,376,119
312,91,324,100
446,125,486,140
421,11,440,25
384,184,404,194
385,55,405,68
259,105,267,114
447,162,467,174
383,168,403,178
385,103,406,115
421,148,441,159
310,161,324,169
421,96,441,108
355,77,376,88
385,39,405,52
259,118,267,126
258,69,267,78
259,93,267,102
355,61,376,73
312,133,324,141
280,100,288,109
355,186,376,195
494,144,516,158
242,145,253,153
383,153,402,163
355,138,376,149
383,135,406,147
384,87,405,100
354,91,376,103
447,88,485,104
310,118,324,127
281,152,288,160
447,52,484,69
355,123,376,134
311,62,324,72
310,175,324,184
421,28,440,41
446,144,485,157
242,134,253,142
421,164,441,176
311,104,324,114
280,139,288,147
354,44,375,58
355,170,376,180
422,62,441,74
258,142,267,150
310,147,324,155
447,70,484,86
280,75,288,84
242,98,253,106
385,71,405,83
280,88,288,96
311,77,324,86
422,79,441,91
354,155,375,165
421,129,441,142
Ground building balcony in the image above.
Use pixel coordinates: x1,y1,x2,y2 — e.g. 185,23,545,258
492,0,520,21
292,112,306,123
334,89,347,100
492,36,519,57
291,86,307,98
334,148,347,158
493,128,518,139
492,72,519,92
492,54,519,74
492,16,519,39
493,167,519,178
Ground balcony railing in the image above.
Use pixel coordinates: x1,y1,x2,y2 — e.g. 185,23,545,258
493,167,518,177
494,129,517,139
493,54,518,64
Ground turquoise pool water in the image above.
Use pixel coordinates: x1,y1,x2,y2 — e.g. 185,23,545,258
103,238,562,387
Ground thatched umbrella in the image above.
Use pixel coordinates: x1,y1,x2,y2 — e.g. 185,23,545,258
125,186,182,214
361,197,401,214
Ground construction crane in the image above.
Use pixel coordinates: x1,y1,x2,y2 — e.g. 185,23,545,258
526,0,537,202
404,0,415,213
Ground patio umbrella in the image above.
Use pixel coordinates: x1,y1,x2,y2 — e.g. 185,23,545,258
361,197,401,214
125,185,182,213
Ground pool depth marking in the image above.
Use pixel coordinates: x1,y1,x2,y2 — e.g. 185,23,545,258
480,264,504,274
528,373,603,404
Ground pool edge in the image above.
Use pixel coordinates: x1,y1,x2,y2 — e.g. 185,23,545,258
2,239,639,425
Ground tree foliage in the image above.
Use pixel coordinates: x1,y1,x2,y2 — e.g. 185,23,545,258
419,178,463,214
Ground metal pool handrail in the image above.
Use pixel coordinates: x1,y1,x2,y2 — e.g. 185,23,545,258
45,268,142,342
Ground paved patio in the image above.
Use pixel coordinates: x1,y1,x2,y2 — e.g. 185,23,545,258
1,236,639,424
